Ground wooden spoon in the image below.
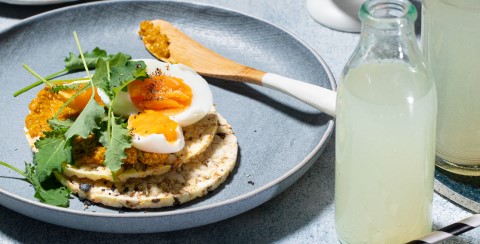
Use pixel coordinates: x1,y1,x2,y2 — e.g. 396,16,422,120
140,20,336,116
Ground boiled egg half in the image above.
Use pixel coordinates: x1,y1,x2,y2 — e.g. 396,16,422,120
97,59,213,154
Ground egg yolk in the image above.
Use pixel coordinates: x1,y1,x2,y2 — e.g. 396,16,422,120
128,110,179,142
57,84,103,111
128,75,193,116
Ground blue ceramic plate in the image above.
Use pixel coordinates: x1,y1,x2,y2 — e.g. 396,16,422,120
0,0,335,233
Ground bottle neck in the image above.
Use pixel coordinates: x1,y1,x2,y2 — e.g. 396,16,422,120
352,0,420,63
359,0,417,34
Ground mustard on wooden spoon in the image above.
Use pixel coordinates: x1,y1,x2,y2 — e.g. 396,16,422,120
139,20,336,116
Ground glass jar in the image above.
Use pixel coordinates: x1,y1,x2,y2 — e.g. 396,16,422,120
422,0,480,175
335,0,437,243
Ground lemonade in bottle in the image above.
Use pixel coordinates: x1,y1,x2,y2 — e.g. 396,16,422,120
335,1,437,243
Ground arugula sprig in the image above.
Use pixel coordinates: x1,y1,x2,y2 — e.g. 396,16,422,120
99,116,132,172
92,56,147,171
34,131,73,182
13,47,131,97
3,32,149,207
0,161,70,207
32,32,146,181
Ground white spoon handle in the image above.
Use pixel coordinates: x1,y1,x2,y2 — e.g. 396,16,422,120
262,73,336,117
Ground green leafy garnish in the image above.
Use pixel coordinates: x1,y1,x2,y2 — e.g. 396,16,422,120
5,32,149,207
93,54,147,99
0,162,70,207
28,165,71,207
33,135,72,182
48,118,74,131
64,98,105,139
13,47,131,97
64,47,108,71
99,117,132,172
109,58,147,93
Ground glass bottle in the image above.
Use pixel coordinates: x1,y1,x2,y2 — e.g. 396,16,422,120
422,0,480,174
335,0,437,243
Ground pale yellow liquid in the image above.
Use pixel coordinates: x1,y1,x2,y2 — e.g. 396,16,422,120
335,62,436,244
423,0,480,166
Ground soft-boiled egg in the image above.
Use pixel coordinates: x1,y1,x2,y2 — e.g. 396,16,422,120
98,59,213,127
97,59,213,154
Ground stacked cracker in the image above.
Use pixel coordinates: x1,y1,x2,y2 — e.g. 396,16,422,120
25,88,237,209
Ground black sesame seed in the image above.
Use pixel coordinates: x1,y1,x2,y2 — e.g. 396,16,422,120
79,183,91,192
173,197,181,206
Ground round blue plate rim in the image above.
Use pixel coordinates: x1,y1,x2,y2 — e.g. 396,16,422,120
0,0,76,6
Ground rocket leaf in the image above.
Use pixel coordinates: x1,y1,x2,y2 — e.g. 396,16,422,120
110,59,148,95
0,161,70,207
26,164,71,207
99,116,132,172
33,136,72,182
64,47,108,71
64,98,105,139
48,118,74,132
13,48,132,97
93,55,148,100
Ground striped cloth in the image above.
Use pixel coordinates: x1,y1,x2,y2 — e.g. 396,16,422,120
406,214,480,243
